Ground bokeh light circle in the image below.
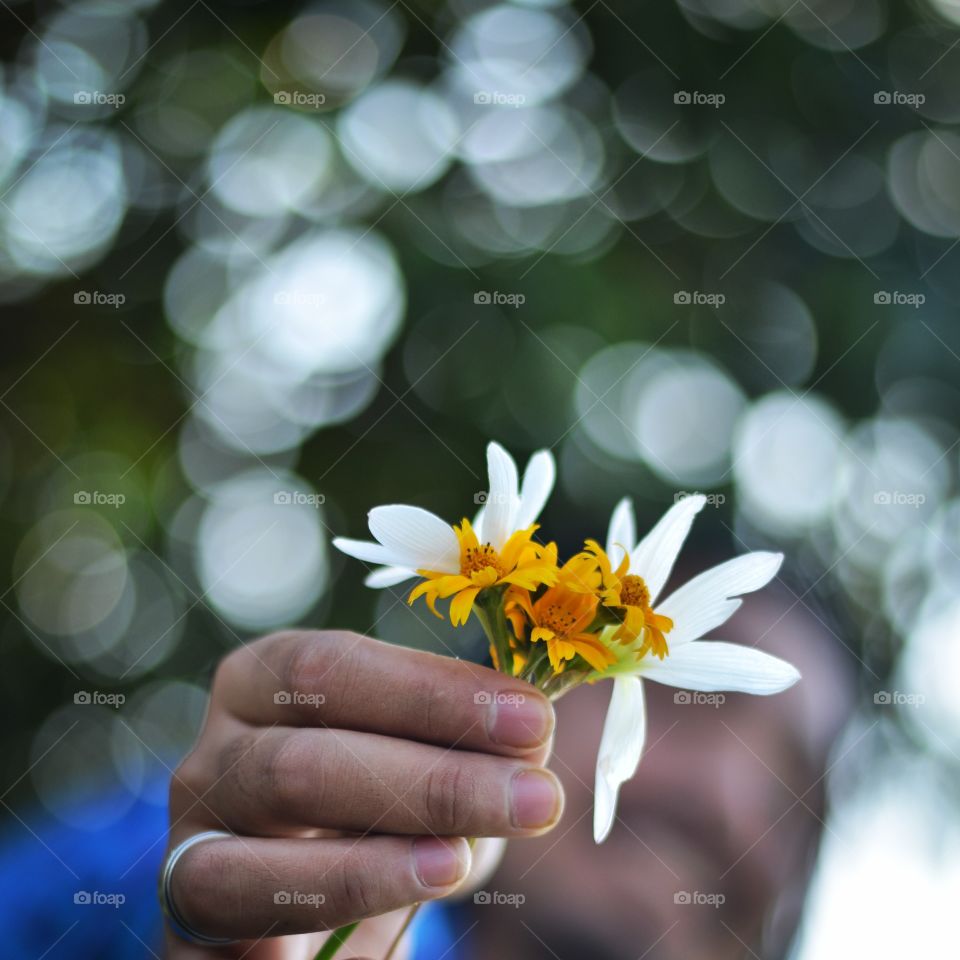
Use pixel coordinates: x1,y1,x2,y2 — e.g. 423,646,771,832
196,470,329,630
733,392,847,534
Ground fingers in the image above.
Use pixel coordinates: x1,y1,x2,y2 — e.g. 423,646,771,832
214,630,555,757
170,833,471,941
210,726,564,838
165,628,561,956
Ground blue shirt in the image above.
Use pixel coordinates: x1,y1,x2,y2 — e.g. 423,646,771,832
0,784,460,958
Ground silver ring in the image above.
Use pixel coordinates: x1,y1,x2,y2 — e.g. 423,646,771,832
160,830,235,946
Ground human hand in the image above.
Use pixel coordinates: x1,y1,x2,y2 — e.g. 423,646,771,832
163,630,562,958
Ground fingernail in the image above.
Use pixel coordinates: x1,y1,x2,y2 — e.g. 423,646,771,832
511,769,562,830
487,692,554,749
413,837,468,888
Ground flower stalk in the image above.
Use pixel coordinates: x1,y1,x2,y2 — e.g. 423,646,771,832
472,586,512,674
313,922,358,960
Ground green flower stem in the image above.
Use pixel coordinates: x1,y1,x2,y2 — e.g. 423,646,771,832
313,921,359,960
383,902,421,960
473,587,512,672
541,669,588,700
473,588,592,696
521,645,550,687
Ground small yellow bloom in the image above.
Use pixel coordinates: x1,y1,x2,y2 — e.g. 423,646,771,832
573,541,674,660
489,631,529,677
408,518,558,625
505,585,617,674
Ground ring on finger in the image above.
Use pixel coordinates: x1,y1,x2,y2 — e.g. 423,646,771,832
159,830,236,946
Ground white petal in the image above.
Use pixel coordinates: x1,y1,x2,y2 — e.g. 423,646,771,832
332,537,400,566
472,504,485,542
605,497,636,566
482,441,520,550
629,495,706,603
658,552,783,646
641,641,801,694
515,449,556,529
367,505,459,572
364,566,417,588
594,676,646,844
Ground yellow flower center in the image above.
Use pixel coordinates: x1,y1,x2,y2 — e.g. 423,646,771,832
462,543,506,580
619,574,651,609
539,600,581,637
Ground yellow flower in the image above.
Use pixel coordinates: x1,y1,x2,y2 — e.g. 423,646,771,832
333,441,556,590
408,518,558,625
489,626,529,677
505,584,616,674
574,540,674,660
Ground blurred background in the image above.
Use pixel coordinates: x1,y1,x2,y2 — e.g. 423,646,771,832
0,0,959,956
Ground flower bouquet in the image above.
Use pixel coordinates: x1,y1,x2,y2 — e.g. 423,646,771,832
324,441,799,959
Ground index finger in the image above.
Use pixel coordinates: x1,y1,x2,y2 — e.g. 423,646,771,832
214,630,555,757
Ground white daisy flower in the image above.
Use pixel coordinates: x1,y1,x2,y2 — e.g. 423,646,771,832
332,442,556,621
591,494,800,843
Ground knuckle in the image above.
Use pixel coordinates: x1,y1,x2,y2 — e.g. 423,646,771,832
168,754,206,818
218,730,270,817
419,674,454,742
423,763,477,835
210,649,241,701
330,855,382,920
281,630,360,694
278,632,320,694
218,728,258,779
263,731,313,813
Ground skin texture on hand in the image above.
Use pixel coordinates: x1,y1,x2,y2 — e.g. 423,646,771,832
162,630,561,959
